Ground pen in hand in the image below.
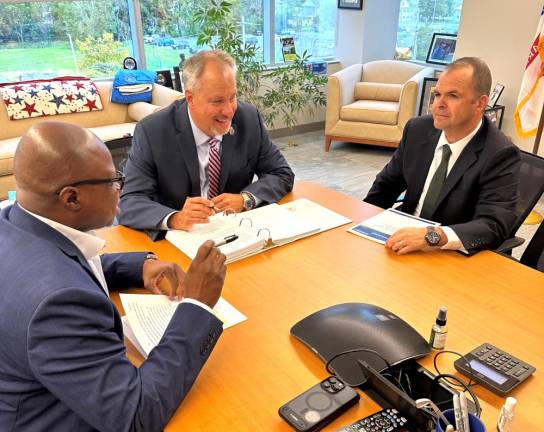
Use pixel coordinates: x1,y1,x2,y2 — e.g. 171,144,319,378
214,234,239,247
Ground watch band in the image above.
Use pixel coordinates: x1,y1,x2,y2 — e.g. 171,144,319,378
145,253,158,260
241,191,257,210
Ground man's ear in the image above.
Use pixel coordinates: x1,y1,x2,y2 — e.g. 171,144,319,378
184,89,193,106
476,94,489,113
59,187,82,211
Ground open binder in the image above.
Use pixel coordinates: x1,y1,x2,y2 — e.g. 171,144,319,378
166,198,351,264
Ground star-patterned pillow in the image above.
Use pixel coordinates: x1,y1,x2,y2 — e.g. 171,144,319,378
0,77,103,120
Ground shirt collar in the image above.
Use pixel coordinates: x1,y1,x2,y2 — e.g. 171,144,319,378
187,107,223,147
18,204,105,260
436,119,483,151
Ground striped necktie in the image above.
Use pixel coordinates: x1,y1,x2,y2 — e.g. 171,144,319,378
207,137,221,199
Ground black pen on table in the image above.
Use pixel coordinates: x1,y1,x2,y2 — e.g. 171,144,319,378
215,234,239,247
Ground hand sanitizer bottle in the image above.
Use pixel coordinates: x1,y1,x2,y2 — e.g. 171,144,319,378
429,307,448,350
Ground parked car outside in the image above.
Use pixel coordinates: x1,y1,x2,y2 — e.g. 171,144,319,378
156,36,175,47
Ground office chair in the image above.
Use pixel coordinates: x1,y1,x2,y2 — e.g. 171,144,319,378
495,150,544,253
519,221,544,271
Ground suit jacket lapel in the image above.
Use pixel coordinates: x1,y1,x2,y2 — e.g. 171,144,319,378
174,102,201,196
219,123,237,192
7,204,105,292
405,128,441,212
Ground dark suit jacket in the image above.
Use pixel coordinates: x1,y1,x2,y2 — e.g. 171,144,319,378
364,115,521,253
118,99,295,240
0,204,222,432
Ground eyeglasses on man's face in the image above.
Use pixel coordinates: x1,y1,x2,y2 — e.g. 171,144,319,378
54,170,126,195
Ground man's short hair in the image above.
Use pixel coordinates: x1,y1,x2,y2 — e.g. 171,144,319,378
182,50,237,92
446,57,492,97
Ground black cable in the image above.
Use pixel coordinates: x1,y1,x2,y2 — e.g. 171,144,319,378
325,348,406,392
433,350,476,387
432,373,482,417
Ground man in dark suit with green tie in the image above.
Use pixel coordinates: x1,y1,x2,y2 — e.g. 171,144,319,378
364,57,520,255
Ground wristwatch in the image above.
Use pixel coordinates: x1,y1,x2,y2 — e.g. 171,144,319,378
424,226,441,246
240,191,257,211
145,253,158,260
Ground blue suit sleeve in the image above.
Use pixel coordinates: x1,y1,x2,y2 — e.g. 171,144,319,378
118,122,178,231
242,110,295,204
27,289,222,432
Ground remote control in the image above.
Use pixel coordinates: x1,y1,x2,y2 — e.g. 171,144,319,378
335,408,409,432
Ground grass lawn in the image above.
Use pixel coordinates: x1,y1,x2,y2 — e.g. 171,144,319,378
0,40,192,82
0,42,79,82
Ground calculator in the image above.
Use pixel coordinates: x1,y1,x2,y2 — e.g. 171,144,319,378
454,343,536,396
335,408,409,432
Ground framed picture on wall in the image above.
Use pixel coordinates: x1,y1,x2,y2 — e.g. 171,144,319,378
426,33,457,65
418,77,438,116
338,0,362,10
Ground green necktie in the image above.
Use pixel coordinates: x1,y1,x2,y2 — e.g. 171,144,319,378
420,144,452,220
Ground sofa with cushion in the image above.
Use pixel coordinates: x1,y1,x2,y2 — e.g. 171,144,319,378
0,79,182,199
325,60,434,151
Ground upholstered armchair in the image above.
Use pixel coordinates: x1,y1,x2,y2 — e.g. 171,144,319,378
325,60,434,151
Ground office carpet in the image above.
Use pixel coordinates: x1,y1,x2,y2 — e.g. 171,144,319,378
275,129,544,260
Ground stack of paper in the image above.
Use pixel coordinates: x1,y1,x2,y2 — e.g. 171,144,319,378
121,294,247,358
166,198,351,264
348,208,439,244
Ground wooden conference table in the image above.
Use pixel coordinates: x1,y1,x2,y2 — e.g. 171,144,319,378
99,181,544,431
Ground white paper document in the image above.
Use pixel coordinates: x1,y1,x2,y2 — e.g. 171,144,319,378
120,294,247,357
348,208,439,244
166,199,351,263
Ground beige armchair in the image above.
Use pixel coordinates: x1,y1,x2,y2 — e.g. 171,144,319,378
325,60,434,151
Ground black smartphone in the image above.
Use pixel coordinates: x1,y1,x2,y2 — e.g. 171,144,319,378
278,376,360,431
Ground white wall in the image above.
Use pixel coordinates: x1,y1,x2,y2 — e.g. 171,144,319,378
334,0,400,67
455,0,543,154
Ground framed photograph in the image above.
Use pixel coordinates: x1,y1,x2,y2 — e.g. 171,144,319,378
488,83,505,108
426,33,457,65
484,105,505,129
418,77,438,116
338,0,362,10
280,37,297,62
155,69,173,89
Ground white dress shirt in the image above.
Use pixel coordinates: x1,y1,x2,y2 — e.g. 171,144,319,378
160,108,259,230
414,120,483,251
19,204,109,295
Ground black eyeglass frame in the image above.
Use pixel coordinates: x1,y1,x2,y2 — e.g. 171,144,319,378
54,170,125,195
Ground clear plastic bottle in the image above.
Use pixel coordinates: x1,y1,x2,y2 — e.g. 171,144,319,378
429,307,448,350
497,397,516,432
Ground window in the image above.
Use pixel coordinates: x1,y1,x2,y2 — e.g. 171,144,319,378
395,0,463,63
0,0,335,83
274,0,336,63
0,1,132,83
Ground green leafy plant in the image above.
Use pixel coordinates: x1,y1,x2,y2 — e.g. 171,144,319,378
193,0,327,131
76,32,128,77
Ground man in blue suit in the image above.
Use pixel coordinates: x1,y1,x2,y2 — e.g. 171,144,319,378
118,50,295,240
0,122,226,432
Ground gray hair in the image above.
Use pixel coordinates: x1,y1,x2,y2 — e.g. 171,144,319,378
446,57,492,97
182,49,237,92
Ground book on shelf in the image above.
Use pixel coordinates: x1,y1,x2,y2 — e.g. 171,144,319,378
166,198,351,264
348,208,439,244
121,294,247,358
